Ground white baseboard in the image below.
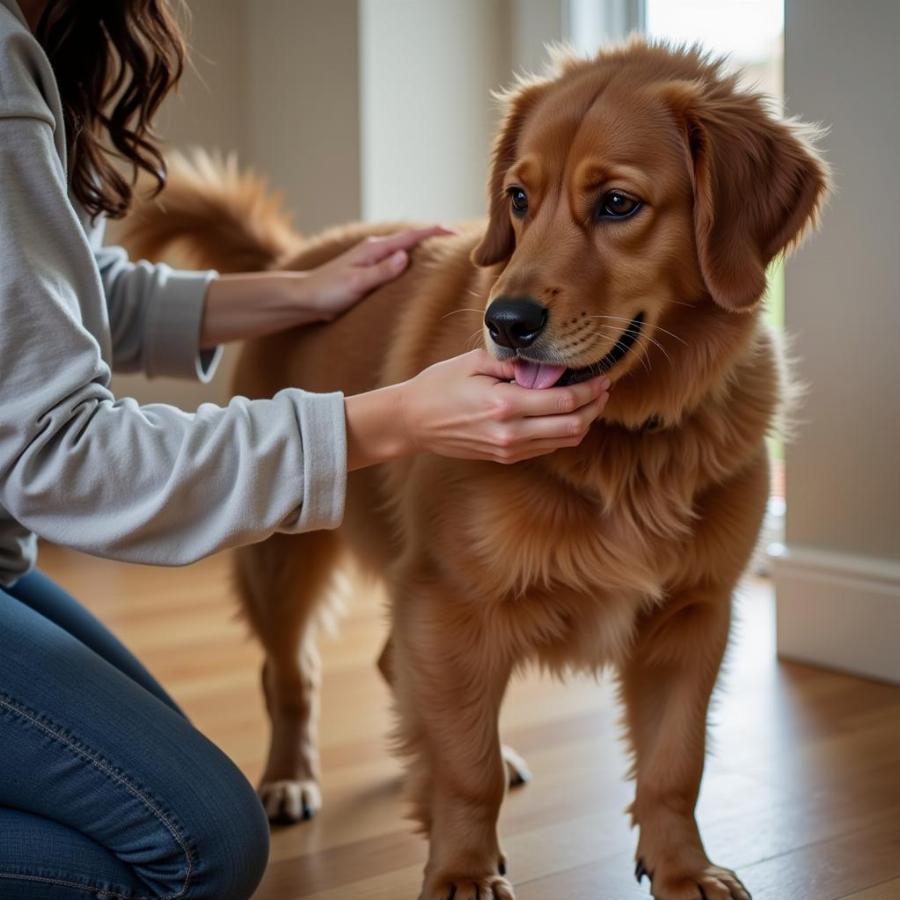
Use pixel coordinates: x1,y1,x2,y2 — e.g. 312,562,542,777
769,543,900,684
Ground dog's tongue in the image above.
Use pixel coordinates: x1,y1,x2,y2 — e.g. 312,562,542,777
513,359,567,390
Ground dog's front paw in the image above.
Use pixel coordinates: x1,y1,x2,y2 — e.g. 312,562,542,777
259,778,322,824
501,744,531,789
637,858,751,900
420,871,515,900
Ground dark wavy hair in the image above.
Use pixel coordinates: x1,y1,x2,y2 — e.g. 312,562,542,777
36,0,186,219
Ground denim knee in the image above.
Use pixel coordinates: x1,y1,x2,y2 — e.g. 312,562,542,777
187,758,270,899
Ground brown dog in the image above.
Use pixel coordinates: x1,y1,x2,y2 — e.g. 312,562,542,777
127,40,828,900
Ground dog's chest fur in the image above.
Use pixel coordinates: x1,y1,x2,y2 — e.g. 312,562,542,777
390,435,697,668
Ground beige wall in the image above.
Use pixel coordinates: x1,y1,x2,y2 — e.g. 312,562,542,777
112,0,248,409
244,0,361,232
783,0,900,561
510,0,565,73
774,0,900,682
113,0,361,408
157,0,249,158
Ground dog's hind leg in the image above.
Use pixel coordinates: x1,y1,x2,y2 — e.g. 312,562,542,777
234,529,342,823
376,635,531,791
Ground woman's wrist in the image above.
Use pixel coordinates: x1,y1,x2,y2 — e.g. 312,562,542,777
200,272,324,348
344,383,415,472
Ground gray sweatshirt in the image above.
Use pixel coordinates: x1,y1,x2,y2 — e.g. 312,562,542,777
0,0,346,586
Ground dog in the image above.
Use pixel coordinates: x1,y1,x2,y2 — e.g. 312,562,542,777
126,40,828,900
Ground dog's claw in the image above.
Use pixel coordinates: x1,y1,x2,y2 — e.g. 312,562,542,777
498,860,507,877
635,859,648,884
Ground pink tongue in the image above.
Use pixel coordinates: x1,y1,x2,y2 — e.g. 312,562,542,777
513,360,567,390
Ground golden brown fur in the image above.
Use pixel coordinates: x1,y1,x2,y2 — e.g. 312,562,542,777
126,40,828,900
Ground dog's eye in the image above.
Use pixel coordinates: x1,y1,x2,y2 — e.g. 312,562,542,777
507,187,529,217
596,191,641,220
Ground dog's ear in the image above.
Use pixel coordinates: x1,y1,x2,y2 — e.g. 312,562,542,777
665,78,830,311
472,81,547,268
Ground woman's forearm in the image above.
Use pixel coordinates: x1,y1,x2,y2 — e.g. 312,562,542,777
199,272,321,348
198,226,456,349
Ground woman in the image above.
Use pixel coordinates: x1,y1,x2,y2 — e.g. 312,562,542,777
0,1,610,897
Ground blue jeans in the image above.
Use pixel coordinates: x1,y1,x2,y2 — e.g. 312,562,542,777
0,570,269,899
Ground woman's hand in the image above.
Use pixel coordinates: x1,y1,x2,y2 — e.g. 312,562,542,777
299,226,456,321
344,350,610,471
200,225,455,348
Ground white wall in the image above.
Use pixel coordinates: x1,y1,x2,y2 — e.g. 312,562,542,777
773,0,900,683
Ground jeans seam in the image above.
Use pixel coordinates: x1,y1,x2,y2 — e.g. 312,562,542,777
0,871,132,898
0,692,195,900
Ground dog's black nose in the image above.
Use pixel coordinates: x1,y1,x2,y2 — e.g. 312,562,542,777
484,298,548,349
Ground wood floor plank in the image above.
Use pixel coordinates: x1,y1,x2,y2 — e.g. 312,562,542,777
840,877,900,899
736,815,900,900
35,542,900,900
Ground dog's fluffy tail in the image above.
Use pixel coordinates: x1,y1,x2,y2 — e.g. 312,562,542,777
122,150,301,273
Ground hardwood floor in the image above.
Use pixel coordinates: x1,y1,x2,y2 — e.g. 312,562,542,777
38,543,900,900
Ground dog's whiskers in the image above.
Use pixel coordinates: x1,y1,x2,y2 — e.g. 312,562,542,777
589,324,671,362
442,307,486,321
576,327,673,368
464,328,486,351
664,297,696,308
585,315,687,346
634,339,654,375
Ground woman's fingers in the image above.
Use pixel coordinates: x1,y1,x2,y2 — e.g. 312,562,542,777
465,350,611,411
491,405,608,463
492,393,609,449
493,437,588,464
465,348,516,381
397,349,613,466
491,375,610,419
352,249,410,292
354,226,457,265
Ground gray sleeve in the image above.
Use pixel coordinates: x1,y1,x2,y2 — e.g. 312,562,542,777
0,116,347,565
96,243,223,382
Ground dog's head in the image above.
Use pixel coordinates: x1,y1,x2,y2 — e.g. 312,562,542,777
474,41,829,395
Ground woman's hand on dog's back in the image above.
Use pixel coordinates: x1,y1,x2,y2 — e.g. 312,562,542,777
344,350,610,470
302,225,458,320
